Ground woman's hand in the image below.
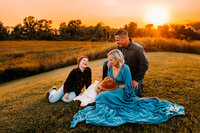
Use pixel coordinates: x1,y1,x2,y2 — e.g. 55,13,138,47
119,84,125,88
64,93,69,99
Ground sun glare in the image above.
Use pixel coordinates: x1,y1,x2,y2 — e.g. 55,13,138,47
146,5,169,27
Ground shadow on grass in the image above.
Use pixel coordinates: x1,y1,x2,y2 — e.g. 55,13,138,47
0,96,194,133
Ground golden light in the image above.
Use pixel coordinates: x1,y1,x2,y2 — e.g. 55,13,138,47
146,5,169,27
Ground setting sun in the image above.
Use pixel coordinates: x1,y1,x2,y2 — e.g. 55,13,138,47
146,5,170,27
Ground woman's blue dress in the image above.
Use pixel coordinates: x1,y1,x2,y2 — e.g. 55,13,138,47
70,64,185,128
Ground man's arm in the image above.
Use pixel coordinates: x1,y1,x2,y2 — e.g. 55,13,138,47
134,48,149,82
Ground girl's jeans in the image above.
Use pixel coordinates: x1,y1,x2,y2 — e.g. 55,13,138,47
49,85,76,103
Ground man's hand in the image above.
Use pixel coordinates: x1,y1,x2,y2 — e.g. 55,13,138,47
132,80,139,90
64,93,69,99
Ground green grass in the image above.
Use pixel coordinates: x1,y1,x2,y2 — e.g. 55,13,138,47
0,52,200,132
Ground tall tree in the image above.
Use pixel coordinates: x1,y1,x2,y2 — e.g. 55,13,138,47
23,16,38,39
59,22,70,40
157,25,171,38
145,24,154,37
67,19,82,40
37,19,53,40
127,22,137,37
11,23,23,39
171,25,186,39
93,22,104,41
187,22,200,33
37,19,52,32
0,21,8,40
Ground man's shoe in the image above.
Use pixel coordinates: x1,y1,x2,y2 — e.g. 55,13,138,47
45,86,57,98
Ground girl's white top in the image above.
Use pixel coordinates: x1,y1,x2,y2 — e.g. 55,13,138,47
73,80,99,106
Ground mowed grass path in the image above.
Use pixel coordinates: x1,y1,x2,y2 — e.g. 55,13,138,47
0,52,199,132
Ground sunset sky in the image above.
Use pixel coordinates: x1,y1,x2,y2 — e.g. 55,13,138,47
0,0,200,28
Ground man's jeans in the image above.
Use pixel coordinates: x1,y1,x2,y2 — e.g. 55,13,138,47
134,80,143,97
49,85,76,103
103,60,143,97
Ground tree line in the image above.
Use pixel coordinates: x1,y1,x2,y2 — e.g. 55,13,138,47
1,16,200,41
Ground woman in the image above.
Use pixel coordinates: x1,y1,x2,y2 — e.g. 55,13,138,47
45,56,91,103
70,49,185,128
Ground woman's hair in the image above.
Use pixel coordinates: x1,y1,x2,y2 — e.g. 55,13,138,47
107,49,124,66
77,56,89,65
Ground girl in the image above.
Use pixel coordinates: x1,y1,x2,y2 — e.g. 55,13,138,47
45,56,91,103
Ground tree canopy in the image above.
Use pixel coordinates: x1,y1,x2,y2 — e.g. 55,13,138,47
1,16,200,41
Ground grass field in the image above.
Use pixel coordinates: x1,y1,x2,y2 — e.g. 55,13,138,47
1,38,200,83
0,52,199,132
0,41,115,82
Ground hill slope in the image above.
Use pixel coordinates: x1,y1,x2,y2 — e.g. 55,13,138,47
0,52,199,132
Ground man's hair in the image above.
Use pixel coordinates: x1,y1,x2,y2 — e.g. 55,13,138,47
114,29,128,37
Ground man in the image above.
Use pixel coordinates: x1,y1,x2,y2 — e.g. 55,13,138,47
103,29,149,97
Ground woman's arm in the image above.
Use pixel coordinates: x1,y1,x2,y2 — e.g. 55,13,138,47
123,65,135,102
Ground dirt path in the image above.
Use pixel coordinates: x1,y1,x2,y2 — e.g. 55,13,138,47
0,58,106,95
